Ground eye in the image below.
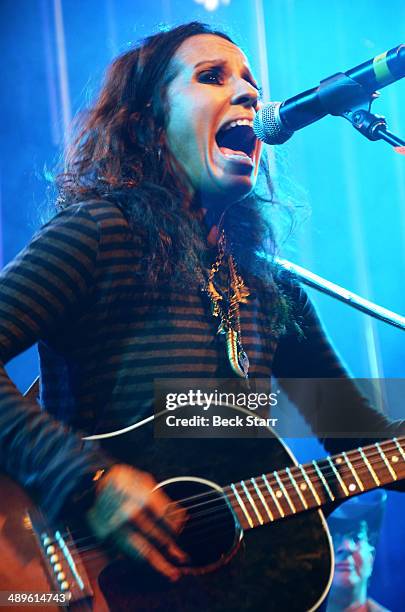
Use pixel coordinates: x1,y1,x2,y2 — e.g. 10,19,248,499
354,532,367,544
197,68,224,85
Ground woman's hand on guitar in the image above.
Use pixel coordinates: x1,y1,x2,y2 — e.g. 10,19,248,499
86,464,188,581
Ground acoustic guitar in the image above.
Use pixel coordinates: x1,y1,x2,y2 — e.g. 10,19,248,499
0,404,403,611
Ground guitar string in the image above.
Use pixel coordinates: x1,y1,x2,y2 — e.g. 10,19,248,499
63,505,328,568
54,450,404,562
54,440,404,547
60,469,405,571
176,458,405,520
117,452,405,531
63,456,397,571
66,509,249,567
70,456,400,567
163,438,405,514
91,437,405,539
75,518,237,566
54,447,403,553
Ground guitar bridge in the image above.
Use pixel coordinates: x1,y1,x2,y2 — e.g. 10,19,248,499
28,509,94,606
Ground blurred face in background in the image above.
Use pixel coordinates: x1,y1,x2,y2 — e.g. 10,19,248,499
330,521,375,593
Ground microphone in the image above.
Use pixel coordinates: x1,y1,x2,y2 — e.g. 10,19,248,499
254,44,405,144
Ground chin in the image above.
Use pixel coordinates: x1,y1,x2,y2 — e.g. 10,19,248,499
210,173,257,200
224,180,256,201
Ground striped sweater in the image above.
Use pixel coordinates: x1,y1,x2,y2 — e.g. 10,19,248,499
0,200,402,519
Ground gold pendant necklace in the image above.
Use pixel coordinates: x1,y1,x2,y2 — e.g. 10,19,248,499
203,231,250,378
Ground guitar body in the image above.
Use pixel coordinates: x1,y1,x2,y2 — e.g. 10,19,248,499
0,407,334,611
0,474,59,612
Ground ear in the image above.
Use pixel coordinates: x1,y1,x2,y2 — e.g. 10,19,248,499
368,543,376,567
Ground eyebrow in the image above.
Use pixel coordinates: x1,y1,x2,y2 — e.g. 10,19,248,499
193,59,260,90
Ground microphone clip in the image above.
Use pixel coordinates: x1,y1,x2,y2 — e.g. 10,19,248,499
317,72,377,116
317,72,405,148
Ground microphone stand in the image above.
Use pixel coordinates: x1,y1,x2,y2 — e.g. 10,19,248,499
274,75,405,328
275,256,405,331
342,107,405,147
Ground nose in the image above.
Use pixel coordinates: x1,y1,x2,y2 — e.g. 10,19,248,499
337,537,356,554
231,79,258,109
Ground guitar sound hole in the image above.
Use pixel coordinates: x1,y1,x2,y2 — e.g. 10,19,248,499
98,477,241,605
162,478,240,572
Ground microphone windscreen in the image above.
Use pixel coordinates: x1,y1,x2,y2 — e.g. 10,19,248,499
254,102,294,145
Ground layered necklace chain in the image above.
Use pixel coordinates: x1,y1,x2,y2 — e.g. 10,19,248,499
203,231,250,378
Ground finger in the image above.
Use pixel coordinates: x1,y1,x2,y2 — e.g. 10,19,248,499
88,486,133,538
129,507,188,564
117,529,181,582
87,504,127,540
148,487,187,534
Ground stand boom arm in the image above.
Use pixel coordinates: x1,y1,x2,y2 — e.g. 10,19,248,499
275,256,405,331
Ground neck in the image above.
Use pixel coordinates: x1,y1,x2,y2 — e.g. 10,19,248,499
206,224,221,247
200,205,227,247
327,584,368,612
195,192,236,246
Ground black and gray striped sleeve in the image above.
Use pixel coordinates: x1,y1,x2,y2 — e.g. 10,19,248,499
0,203,114,521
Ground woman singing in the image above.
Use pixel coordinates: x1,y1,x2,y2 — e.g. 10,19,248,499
0,21,403,610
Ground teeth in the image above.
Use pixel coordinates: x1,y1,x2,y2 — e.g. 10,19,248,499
223,119,254,131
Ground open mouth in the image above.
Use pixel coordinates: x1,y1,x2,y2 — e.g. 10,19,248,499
215,119,257,162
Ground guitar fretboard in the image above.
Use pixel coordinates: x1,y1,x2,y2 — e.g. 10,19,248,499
225,436,405,530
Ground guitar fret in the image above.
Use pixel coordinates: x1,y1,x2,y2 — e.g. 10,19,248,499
230,483,254,528
312,460,335,501
227,437,404,536
375,442,397,481
241,480,264,525
273,471,296,514
394,438,405,463
359,448,380,486
326,456,349,497
250,477,274,522
384,439,405,481
342,451,364,492
299,464,322,505
261,474,285,518
286,467,308,510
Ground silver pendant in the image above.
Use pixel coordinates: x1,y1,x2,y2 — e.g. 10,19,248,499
238,350,250,378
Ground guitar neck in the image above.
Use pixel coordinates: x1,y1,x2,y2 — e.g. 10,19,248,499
225,436,405,530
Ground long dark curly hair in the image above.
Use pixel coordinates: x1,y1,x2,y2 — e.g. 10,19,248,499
56,21,292,327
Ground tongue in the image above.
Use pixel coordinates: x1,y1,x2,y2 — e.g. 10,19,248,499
219,146,249,158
